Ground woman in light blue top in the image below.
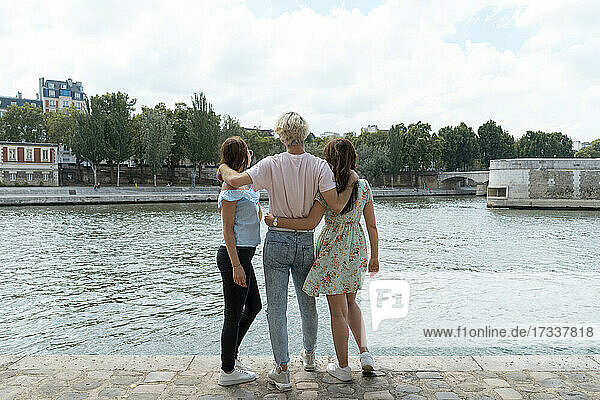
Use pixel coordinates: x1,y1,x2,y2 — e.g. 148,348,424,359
216,136,262,386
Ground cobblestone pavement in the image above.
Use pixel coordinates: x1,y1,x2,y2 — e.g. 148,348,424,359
1,355,600,400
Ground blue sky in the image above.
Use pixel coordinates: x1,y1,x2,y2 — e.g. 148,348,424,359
245,0,382,17
1,0,599,141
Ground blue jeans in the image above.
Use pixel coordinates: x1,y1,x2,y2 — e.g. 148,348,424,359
263,229,318,365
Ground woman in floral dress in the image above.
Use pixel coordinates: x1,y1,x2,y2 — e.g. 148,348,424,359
265,138,380,382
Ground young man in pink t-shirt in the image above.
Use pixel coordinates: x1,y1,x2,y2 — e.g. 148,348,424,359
218,112,356,391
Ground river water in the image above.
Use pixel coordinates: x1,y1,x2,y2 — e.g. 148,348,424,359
1,196,599,356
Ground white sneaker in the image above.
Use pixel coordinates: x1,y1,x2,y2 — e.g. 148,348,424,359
218,367,256,386
360,351,375,372
326,362,352,382
235,358,250,371
267,367,292,391
300,348,316,371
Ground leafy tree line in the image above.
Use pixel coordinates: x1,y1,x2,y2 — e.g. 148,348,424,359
1,99,593,187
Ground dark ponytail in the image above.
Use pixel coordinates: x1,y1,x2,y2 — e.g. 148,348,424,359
323,138,358,214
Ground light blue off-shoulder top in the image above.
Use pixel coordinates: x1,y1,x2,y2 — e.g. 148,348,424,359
218,188,261,247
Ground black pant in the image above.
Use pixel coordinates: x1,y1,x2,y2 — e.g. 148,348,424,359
217,245,262,372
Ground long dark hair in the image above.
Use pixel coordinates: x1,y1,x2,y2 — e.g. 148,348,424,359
323,138,358,214
220,136,249,173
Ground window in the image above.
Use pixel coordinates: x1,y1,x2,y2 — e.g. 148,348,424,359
11,101,16,106
8,148,16,161
10,173,16,182
60,83,66,89
43,173,49,182
42,149,49,161
26,149,33,161
0,111,3,118
27,173,33,182
49,90,55,97
49,100,57,107
74,93,81,99
75,102,81,109
48,83,54,89
63,101,70,108
487,187,508,198
60,89,70,97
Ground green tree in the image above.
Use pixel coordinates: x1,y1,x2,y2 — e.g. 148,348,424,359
168,103,189,181
575,139,600,158
356,144,390,186
387,123,407,187
142,107,174,187
45,106,80,146
439,122,480,171
477,120,515,168
0,103,46,142
100,92,136,186
185,92,220,187
514,131,574,158
71,99,108,187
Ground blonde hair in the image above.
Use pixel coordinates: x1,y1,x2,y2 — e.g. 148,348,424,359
274,111,309,146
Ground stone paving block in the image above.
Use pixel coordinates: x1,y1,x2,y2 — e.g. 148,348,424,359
197,395,226,400
416,371,443,379
144,371,176,382
538,378,568,388
434,392,460,400
54,370,83,380
0,387,24,400
474,356,600,371
296,381,318,390
57,392,89,400
359,375,390,388
556,391,591,400
0,370,18,380
364,390,394,400
493,387,523,400
173,375,202,385
425,380,451,390
457,382,485,392
124,394,160,400
87,370,112,379
167,385,197,396
110,374,143,386
36,381,68,396
401,395,427,400
12,355,193,371
72,379,103,391
7,375,45,386
263,394,286,400
483,378,510,387
530,394,559,400
327,384,355,395
132,384,167,393
576,382,600,392
378,356,481,371
298,390,318,399
501,372,531,382
228,387,256,399
466,395,495,400
98,386,127,398
395,384,422,393
529,372,560,381
560,372,593,383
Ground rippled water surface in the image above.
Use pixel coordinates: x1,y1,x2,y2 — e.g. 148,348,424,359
1,196,599,355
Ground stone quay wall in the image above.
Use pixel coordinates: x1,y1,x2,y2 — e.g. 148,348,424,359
487,158,600,209
1,354,600,399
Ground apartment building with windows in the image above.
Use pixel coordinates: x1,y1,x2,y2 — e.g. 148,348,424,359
0,142,59,186
0,92,43,118
38,77,87,113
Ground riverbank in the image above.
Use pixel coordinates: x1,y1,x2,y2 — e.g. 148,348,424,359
0,186,476,206
1,354,599,399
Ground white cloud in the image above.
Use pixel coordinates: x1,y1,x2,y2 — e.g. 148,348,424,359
0,0,598,140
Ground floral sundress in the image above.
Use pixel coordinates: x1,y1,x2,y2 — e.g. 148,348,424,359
303,179,373,297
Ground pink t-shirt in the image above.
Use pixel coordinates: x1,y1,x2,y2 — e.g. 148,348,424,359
247,152,336,218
